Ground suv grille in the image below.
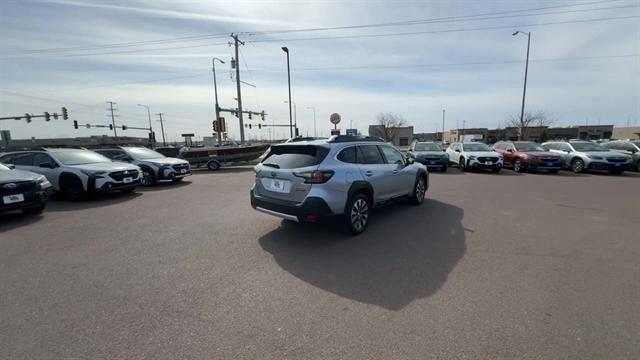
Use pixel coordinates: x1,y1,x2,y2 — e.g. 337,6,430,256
172,163,189,171
109,170,139,181
607,157,627,163
0,180,37,195
477,157,499,162
539,158,558,162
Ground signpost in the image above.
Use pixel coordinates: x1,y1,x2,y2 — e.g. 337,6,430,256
346,128,357,136
330,113,341,129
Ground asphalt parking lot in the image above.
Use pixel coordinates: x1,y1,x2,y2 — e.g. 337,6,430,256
1,167,639,359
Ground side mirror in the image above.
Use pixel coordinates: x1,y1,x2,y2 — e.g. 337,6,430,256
7,164,16,170
39,162,55,169
455,149,461,153
406,157,415,165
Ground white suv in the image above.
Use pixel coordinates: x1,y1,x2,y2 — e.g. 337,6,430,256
446,142,503,173
0,149,142,200
94,146,190,186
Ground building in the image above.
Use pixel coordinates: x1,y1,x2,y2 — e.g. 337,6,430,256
446,128,488,143
368,125,414,147
612,127,640,140
546,125,613,141
413,132,443,142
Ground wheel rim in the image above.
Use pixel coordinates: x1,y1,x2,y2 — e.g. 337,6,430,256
350,198,369,232
514,160,521,172
142,171,152,186
416,179,426,202
572,160,584,172
460,158,465,169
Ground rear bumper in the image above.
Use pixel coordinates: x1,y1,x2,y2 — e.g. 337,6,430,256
0,190,48,213
250,189,333,222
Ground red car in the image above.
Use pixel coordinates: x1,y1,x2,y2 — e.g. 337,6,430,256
493,141,563,173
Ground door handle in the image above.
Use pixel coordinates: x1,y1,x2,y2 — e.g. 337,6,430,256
392,170,399,174
365,171,373,177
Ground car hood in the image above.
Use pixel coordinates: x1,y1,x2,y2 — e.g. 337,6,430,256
413,151,447,157
0,169,43,183
463,151,501,157
140,157,187,165
68,162,140,172
576,151,629,158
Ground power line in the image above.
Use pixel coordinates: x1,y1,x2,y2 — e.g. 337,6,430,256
248,15,640,43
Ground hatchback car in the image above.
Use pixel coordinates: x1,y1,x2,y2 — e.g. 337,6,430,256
541,141,632,174
0,149,142,200
446,142,503,172
0,162,52,214
95,146,190,186
600,140,640,172
250,135,428,235
493,141,563,173
407,141,449,172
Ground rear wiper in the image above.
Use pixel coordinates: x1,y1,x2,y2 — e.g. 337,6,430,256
262,163,280,169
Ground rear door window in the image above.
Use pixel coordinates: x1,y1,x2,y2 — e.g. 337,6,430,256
12,153,35,166
33,153,55,166
357,145,384,164
337,146,357,163
262,145,329,169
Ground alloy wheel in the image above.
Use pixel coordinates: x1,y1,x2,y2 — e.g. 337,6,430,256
350,198,369,233
415,178,426,203
513,160,521,172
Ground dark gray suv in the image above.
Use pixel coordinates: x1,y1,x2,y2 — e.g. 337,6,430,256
250,136,429,235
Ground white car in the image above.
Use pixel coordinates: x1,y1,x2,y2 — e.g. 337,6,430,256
94,147,190,186
446,142,503,173
0,149,142,200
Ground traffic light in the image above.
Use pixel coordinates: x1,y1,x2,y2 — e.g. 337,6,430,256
261,111,265,121
61,107,68,120
53,113,59,120
248,124,252,129
248,112,252,120
73,120,78,129
220,117,226,132
258,124,262,129
25,113,32,123
109,124,113,130
233,110,238,118
44,112,51,121
122,125,127,130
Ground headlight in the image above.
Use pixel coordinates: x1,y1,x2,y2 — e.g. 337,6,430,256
36,175,52,189
468,155,476,160
80,170,107,178
587,155,603,160
150,162,165,167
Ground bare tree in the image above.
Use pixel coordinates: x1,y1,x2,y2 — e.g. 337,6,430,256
506,111,554,140
373,112,407,142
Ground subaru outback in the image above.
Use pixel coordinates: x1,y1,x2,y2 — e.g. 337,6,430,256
250,136,429,235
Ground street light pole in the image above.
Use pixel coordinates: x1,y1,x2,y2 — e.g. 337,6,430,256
307,107,317,137
442,108,445,143
513,30,531,141
282,46,293,138
212,57,225,146
285,100,297,137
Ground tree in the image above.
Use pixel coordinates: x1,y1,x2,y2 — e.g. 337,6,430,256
506,111,554,140
373,112,407,142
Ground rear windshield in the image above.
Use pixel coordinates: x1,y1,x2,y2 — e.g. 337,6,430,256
262,145,329,169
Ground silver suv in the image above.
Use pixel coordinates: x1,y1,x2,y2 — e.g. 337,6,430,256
541,141,632,174
250,136,429,235
0,149,142,200
94,146,190,186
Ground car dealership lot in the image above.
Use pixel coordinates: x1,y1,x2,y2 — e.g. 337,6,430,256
1,167,639,359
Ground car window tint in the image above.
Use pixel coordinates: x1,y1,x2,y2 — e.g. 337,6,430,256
358,145,384,164
337,146,357,163
33,153,54,166
379,145,405,165
262,145,329,169
0,154,14,164
12,153,35,166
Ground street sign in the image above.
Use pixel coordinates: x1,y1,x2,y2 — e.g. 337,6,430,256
331,129,340,136
346,128,357,136
181,133,195,137
330,113,341,125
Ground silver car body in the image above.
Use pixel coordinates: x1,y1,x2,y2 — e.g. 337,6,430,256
541,141,632,171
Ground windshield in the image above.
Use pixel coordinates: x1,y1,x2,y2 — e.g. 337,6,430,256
462,143,491,152
570,142,607,152
52,151,112,165
414,143,441,151
514,142,545,152
125,147,166,160
0,163,10,171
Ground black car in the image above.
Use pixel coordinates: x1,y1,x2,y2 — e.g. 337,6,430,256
0,163,52,214
408,141,449,172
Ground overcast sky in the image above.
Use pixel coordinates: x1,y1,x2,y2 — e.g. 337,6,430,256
1,0,638,141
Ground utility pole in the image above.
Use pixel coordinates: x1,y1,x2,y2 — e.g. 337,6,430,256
307,107,317,137
157,113,166,147
212,57,225,146
462,120,466,141
107,101,118,137
456,119,460,141
282,47,293,138
513,31,531,141
442,109,445,142
231,34,246,144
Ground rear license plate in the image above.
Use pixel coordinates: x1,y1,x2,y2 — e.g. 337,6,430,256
485,161,493,165
3,193,24,204
123,177,133,183
269,179,287,193
180,169,187,174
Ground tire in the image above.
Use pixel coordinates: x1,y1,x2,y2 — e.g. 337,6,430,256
513,159,522,173
61,177,85,201
636,161,640,172
22,203,45,215
207,160,221,171
548,169,559,174
172,177,184,183
346,193,371,235
120,186,136,193
141,168,156,187
570,158,585,173
492,167,501,173
608,169,624,175
410,176,427,205
459,157,466,171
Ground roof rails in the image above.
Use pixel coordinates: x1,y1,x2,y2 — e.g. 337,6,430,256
327,135,384,143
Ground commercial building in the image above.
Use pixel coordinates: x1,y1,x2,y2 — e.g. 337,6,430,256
612,127,640,140
368,125,414,147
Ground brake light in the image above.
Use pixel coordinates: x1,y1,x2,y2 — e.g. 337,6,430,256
293,170,334,184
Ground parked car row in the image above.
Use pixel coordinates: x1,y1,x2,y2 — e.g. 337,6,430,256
407,139,638,175
0,146,191,216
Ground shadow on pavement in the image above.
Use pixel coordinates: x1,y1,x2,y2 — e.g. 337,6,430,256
0,212,43,232
45,192,143,212
258,199,466,310
190,166,256,175
136,180,191,192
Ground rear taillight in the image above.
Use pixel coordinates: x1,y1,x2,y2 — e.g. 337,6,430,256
293,170,334,184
